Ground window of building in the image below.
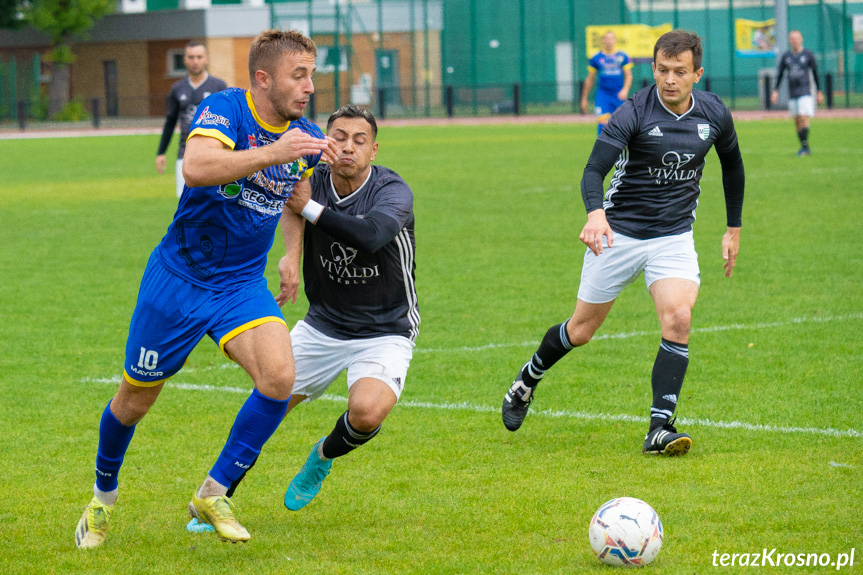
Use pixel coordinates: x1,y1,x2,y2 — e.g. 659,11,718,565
166,49,187,78
316,46,349,73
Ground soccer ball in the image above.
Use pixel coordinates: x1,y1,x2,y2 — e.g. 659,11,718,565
588,497,663,567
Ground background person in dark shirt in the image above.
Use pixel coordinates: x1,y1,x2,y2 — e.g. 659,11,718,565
156,41,228,197
502,30,745,458
770,30,823,156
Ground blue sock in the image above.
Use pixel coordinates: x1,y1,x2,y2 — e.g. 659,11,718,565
95,401,136,492
209,388,289,488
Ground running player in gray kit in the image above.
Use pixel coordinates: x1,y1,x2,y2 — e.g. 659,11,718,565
156,41,228,197
189,105,418,522
502,30,745,456
770,30,823,157
278,105,418,510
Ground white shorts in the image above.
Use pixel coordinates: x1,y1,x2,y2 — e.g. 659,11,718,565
289,320,414,403
576,231,700,304
175,159,184,198
788,95,815,118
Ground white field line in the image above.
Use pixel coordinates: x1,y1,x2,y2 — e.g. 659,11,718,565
77,386,863,440
78,312,863,439
414,312,863,354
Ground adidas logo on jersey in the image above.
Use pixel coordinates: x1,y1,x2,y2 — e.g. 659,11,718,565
648,126,663,136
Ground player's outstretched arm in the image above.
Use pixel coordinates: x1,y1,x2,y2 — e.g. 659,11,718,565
156,94,180,165
155,154,167,174
183,128,329,188
722,227,741,278
579,138,621,255
276,179,309,306
580,69,596,114
619,66,633,100
716,139,744,279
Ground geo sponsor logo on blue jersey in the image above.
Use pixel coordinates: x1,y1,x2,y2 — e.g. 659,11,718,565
238,188,286,216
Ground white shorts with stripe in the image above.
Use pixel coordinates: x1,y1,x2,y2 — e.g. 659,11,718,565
290,320,414,403
577,230,700,304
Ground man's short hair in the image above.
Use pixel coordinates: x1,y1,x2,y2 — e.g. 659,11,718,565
327,105,378,140
185,41,206,53
653,30,703,70
248,29,317,82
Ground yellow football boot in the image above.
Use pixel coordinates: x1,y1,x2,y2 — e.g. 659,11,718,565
188,495,250,543
75,496,114,549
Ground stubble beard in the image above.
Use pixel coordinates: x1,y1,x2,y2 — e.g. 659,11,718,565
269,90,303,123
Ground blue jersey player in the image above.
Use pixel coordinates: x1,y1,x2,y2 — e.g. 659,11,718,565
75,29,337,549
581,31,633,135
504,31,745,457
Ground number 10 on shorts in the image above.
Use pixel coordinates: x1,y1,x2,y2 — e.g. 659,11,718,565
138,347,159,370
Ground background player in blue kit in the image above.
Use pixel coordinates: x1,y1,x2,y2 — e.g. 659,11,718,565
155,41,228,198
503,30,745,457
74,29,337,548
581,31,633,135
186,105,418,529
770,30,823,157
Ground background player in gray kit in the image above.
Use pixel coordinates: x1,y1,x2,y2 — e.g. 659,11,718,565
187,105,418,529
156,41,228,197
770,30,823,157
502,30,745,457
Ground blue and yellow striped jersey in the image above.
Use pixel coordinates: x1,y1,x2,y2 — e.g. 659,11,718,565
156,87,324,290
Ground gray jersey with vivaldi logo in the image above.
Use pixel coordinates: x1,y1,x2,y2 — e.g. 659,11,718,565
302,164,419,342
596,86,738,240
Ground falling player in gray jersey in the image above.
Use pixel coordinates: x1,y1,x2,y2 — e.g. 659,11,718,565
186,105,418,531
156,41,228,197
770,30,823,156
502,30,745,457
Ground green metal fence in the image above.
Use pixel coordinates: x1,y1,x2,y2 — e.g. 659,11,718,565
0,52,41,124
3,0,862,126
264,0,863,118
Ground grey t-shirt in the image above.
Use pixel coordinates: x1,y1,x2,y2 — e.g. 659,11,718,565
303,164,419,341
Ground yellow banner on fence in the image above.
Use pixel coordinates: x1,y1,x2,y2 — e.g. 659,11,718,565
585,24,673,62
735,18,776,57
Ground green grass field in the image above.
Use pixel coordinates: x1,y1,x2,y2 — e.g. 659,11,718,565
1,119,861,574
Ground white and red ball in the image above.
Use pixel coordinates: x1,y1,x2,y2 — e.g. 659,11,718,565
588,497,663,567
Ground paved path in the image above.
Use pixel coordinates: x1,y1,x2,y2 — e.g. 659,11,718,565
1,108,861,140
